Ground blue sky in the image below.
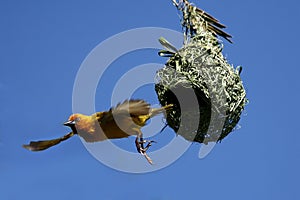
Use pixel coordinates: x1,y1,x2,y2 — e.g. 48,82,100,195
1,0,299,199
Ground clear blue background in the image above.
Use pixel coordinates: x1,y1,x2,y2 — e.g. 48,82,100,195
1,0,299,199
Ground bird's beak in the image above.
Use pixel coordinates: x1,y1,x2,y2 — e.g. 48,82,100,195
63,120,75,127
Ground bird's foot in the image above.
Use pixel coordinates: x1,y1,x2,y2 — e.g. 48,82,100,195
135,139,156,165
139,140,156,152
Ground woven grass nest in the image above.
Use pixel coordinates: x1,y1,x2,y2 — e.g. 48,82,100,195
155,0,247,144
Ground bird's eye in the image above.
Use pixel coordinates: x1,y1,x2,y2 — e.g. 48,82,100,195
75,117,80,122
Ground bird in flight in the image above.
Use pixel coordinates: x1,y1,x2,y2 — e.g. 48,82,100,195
23,99,173,164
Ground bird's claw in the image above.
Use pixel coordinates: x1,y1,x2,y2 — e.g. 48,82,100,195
136,139,156,152
135,138,156,165
139,140,156,151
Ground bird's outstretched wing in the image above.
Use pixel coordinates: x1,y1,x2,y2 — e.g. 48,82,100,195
95,99,151,131
23,132,75,151
112,99,151,116
95,99,151,130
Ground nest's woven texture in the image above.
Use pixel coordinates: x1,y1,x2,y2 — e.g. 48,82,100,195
155,0,247,143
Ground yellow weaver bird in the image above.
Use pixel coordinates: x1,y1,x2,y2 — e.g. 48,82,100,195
23,99,173,164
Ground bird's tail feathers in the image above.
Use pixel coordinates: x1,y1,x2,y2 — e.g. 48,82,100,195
23,132,75,151
150,104,173,118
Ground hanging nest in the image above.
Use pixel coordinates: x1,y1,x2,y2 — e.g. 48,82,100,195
155,0,248,144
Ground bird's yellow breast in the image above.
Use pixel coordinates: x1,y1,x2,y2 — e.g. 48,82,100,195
75,113,148,142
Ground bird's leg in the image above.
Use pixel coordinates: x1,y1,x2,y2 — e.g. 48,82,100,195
135,130,145,153
139,134,145,151
135,130,153,164
135,136,142,153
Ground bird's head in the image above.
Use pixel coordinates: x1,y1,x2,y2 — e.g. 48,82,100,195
64,113,96,137
63,113,84,134
64,114,81,126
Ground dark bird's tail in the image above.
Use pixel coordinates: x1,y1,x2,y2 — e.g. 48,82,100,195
172,0,233,43
23,132,75,151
